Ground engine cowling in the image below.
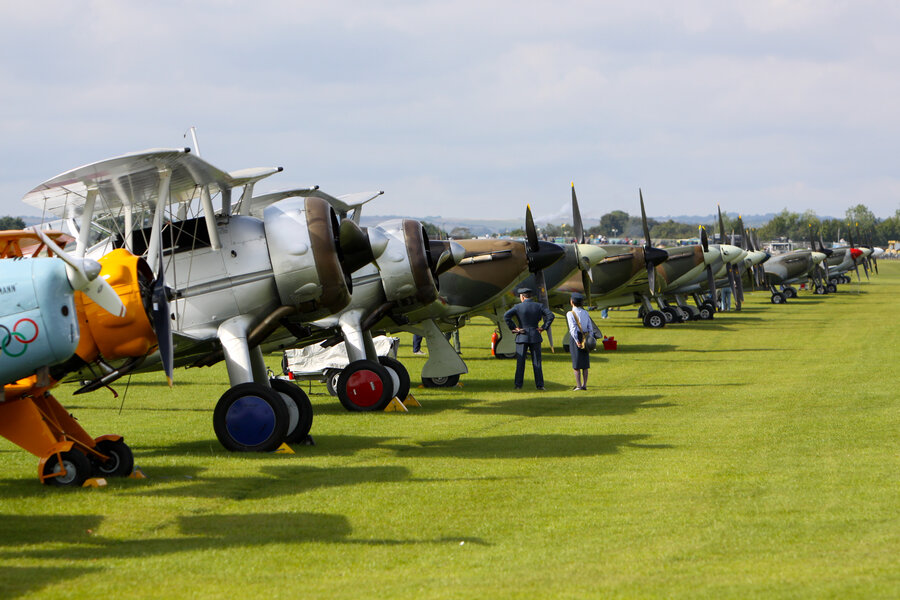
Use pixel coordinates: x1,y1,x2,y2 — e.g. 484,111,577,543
371,219,439,306
263,196,351,320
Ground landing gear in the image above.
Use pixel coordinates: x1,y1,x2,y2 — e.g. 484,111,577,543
91,438,134,478
325,369,341,397
270,379,314,444
336,360,393,412
771,292,786,304
42,448,92,487
678,305,697,321
815,285,826,295
826,283,837,294
697,302,715,320
661,307,680,324
422,374,461,388
643,310,666,328
378,356,411,402
213,383,289,452
783,286,797,298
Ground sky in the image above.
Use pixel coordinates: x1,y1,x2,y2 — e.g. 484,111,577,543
2,0,899,223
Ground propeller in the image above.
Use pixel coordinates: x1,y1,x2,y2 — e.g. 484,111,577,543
525,204,563,352
854,225,870,280
718,206,739,306
32,227,126,318
571,183,592,306
848,227,863,282
866,233,879,274
701,225,717,307
639,190,668,295
816,229,832,285
151,244,175,386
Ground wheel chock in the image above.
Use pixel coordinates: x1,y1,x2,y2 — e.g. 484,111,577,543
384,398,409,412
456,382,464,387
128,467,147,479
404,394,421,407
83,478,108,488
275,443,295,454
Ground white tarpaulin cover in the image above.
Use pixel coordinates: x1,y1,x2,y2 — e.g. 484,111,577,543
284,336,399,375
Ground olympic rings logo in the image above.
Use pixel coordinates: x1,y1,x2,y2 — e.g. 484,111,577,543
0,318,39,357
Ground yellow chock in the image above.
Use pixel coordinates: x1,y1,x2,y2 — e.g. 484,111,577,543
417,384,425,389
404,394,421,407
275,443,295,454
384,397,409,412
128,468,147,479
83,478,108,488
456,382,464,388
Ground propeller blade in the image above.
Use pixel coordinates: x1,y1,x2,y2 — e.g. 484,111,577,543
718,205,726,245
700,226,709,253
571,183,584,244
640,189,651,247
525,204,540,253
32,227,126,318
581,269,592,307
151,248,174,386
706,265,717,312
533,268,554,352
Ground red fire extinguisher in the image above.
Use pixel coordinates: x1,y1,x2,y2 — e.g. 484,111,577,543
490,330,499,356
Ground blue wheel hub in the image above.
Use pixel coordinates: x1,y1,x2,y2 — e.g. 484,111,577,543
225,395,276,447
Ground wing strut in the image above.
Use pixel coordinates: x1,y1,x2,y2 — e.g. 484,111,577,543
147,168,172,269
75,186,98,257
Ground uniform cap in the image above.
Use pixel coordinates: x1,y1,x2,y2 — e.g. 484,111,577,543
517,287,533,296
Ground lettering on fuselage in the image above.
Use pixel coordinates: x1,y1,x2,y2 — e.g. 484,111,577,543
0,284,16,294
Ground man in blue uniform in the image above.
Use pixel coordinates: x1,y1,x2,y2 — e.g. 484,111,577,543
503,288,555,390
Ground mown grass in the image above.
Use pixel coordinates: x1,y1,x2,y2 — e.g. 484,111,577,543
1,263,898,599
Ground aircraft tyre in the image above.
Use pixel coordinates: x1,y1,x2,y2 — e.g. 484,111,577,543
213,383,289,452
842,275,851,284
826,283,837,294
42,448,92,487
784,287,797,298
379,356,411,402
678,305,697,321
661,307,680,323
422,374,461,388
771,292,786,304
270,379,314,444
336,360,393,412
643,310,666,328
91,438,134,478
325,369,341,396
698,302,715,320
815,285,826,295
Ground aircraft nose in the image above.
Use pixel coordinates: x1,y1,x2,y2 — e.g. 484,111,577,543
528,240,566,272
576,243,607,270
719,244,744,263
811,251,826,264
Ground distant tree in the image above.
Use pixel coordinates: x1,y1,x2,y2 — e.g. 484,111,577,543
0,216,25,230
845,204,877,234
651,220,698,240
875,209,900,245
449,226,472,239
422,221,448,240
597,210,630,237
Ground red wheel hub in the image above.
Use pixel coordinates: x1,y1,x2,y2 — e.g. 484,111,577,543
345,369,384,407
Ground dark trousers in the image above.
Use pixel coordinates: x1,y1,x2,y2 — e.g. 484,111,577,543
514,342,544,388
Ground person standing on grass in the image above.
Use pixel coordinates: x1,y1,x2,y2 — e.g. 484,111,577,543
503,287,554,390
566,292,596,391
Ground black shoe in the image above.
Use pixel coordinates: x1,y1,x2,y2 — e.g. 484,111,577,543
536,387,545,391
514,385,522,390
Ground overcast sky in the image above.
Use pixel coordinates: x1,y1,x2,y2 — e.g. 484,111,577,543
2,1,899,223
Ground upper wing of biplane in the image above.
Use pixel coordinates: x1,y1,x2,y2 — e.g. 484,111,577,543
242,188,384,223
0,230,74,258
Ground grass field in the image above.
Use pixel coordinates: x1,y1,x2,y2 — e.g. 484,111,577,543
1,262,898,599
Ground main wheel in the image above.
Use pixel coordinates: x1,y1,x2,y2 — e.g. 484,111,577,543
213,383,289,452
378,356,411,402
270,379,314,444
91,438,134,478
771,292,786,304
42,448,92,487
678,305,697,321
643,310,666,328
698,302,715,320
815,285,826,295
661,307,679,323
422,374,461,388
826,283,837,294
784,287,797,298
336,360,393,411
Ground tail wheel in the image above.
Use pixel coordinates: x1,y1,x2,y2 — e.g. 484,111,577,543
643,310,666,328
336,360,393,412
422,374,461,388
91,438,134,478
42,448,92,487
213,383,289,452
270,379,314,444
378,356,411,402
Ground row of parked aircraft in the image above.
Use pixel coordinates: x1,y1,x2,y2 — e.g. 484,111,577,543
0,145,883,485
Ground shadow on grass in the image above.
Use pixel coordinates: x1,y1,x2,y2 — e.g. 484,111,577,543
0,565,103,599
383,433,671,459
134,434,399,459
0,512,490,568
457,394,673,418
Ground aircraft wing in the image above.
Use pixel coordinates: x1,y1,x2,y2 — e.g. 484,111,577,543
22,148,237,219
245,188,383,220
0,229,74,258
